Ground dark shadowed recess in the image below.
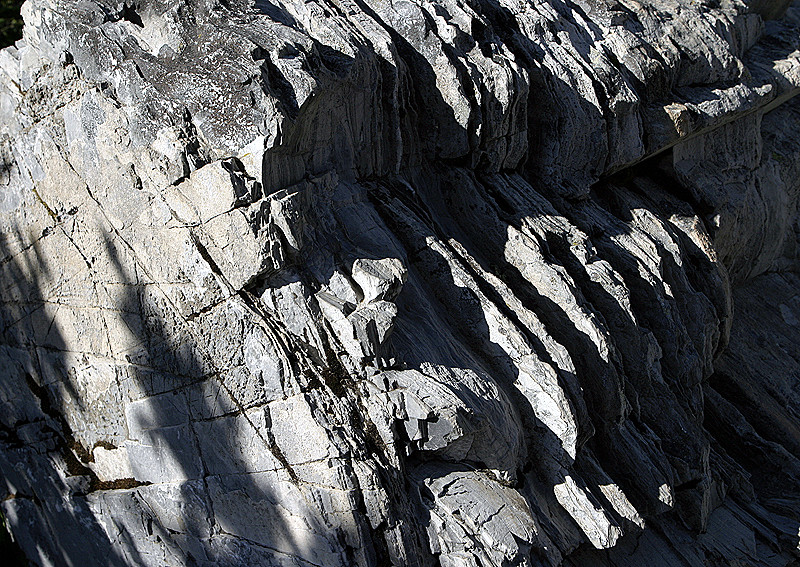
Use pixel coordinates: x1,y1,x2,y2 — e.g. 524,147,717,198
0,514,28,567
0,0,23,48
1,0,800,565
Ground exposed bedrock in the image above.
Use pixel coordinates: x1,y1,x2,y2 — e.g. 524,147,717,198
1,0,799,565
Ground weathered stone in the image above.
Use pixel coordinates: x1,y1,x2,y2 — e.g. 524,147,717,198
1,0,800,565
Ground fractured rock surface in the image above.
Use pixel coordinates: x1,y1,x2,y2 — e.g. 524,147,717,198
1,0,800,565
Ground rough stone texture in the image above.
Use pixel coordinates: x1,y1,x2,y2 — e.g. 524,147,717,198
1,0,799,565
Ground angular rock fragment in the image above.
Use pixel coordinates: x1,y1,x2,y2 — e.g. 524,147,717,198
1,0,800,565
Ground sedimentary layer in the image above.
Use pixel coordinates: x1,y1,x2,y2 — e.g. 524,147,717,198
1,0,799,565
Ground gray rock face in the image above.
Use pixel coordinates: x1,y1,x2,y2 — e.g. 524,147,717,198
1,0,800,565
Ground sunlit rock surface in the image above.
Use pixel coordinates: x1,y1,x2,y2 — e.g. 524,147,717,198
1,0,800,565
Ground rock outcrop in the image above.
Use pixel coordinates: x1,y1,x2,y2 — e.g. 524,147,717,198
1,0,799,565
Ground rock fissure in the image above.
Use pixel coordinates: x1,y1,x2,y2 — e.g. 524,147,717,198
2,0,800,565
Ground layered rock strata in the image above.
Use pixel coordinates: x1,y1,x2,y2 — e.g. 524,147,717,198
1,0,800,565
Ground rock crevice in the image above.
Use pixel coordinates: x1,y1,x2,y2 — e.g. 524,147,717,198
1,0,800,565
